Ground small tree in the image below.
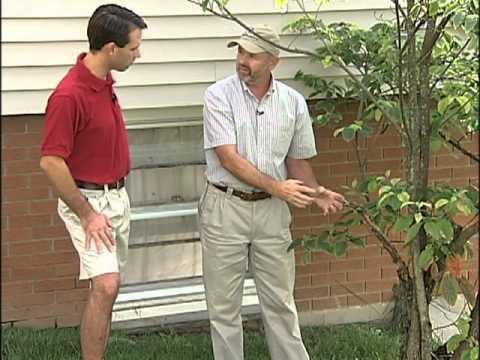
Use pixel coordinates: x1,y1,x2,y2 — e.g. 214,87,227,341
189,1,479,359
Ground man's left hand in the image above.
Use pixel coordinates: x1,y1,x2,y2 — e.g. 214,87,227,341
313,186,346,215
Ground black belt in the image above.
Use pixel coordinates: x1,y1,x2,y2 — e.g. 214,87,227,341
75,178,125,191
211,183,271,201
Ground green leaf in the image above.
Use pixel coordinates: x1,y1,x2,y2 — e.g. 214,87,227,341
464,14,479,33
418,245,434,270
452,13,465,29
378,192,394,208
414,212,423,223
457,318,470,337
438,97,452,114
429,0,439,16
435,199,449,209
457,202,472,215
334,241,348,257
407,222,422,241
351,179,358,189
374,109,382,121
397,192,410,203
333,127,344,137
441,272,460,306
342,126,356,142
379,185,392,195
447,334,465,353
367,180,378,193
431,137,443,152
438,218,454,241
394,216,414,232
348,235,366,248
275,0,289,7
424,221,442,240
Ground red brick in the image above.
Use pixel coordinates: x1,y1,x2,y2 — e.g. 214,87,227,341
295,286,329,300
33,226,67,240
347,292,381,306
1,282,34,297
311,251,336,262
26,117,45,133
295,300,311,312
10,240,52,255
365,255,395,269
75,279,90,288
367,135,402,147
430,168,453,180
2,148,28,161
291,228,312,240
55,262,80,277
1,175,29,189
295,275,311,288
30,199,58,214
329,163,363,176
347,269,381,282
330,258,364,272
383,147,407,159
9,214,51,228
293,214,329,228
366,279,397,292
330,137,365,150
2,302,77,322
2,120,26,133
12,266,56,281
14,318,57,329
56,313,82,328
312,152,348,164
35,278,76,292
367,160,403,173
2,228,33,242
382,290,395,302
453,166,478,179
330,281,364,296
436,155,470,168
2,256,35,269
347,246,381,258
55,288,89,304
295,262,329,275
312,175,348,190
28,147,42,159
29,252,77,266
347,149,382,161
5,160,42,175
381,267,399,279
6,292,54,307
312,296,347,310
29,174,52,188
3,187,51,202
311,272,346,286
4,133,43,147
2,201,30,215
53,238,74,251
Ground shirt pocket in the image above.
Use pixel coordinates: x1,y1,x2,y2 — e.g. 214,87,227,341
271,114,295,159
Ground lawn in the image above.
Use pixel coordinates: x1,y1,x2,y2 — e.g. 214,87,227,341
2,323,401,359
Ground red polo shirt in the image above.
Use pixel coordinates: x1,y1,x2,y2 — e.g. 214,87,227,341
42,53,131,184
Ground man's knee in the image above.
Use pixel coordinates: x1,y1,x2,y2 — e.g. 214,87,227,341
91,273,120,300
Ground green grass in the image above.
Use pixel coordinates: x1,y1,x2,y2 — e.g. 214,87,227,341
2,323,401,359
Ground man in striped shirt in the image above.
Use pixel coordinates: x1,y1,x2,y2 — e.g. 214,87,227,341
199,25,345,360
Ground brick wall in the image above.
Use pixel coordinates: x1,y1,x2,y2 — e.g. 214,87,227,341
1,112,478,328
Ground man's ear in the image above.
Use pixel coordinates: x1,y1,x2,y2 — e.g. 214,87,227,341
103,42,116,55
269,55,280,70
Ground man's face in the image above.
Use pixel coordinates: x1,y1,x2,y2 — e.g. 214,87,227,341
112,28,143,72
236,46,278,85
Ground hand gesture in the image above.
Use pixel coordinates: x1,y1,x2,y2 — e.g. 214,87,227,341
80,212,115,253
274,179,317,208
313,186,346,215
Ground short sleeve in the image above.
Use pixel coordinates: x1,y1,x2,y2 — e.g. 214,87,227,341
203,87,236,149
41,94,80,159
287,97,318,159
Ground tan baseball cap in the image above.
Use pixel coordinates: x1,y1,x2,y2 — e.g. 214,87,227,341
227,25,280,57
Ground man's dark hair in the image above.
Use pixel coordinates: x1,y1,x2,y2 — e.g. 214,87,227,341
87,4,147,51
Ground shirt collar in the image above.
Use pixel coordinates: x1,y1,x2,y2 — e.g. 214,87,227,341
75,53,115,92
238,73,276,98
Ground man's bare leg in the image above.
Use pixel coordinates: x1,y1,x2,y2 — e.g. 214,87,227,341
80,273,120,360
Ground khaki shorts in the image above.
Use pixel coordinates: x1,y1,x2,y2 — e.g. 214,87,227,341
58,187,130,281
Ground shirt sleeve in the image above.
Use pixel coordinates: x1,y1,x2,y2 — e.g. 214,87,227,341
287,97,318,159
41,94,80,159
203,86,236,149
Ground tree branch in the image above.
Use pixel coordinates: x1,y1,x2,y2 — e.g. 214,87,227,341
439,132,480,163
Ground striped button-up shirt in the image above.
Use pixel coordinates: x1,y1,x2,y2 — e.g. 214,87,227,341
203,74,317,191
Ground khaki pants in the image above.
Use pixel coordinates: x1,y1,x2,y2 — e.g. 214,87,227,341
199,184,309,360
58,187,130,281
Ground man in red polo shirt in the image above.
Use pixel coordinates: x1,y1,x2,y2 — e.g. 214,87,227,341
40,4,147,359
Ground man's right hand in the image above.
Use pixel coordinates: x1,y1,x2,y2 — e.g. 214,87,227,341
272,179,316,208
80,212,115,253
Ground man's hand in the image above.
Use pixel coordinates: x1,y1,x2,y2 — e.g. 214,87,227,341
80,212,115,253
272,179,317,208
313,186,346,215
